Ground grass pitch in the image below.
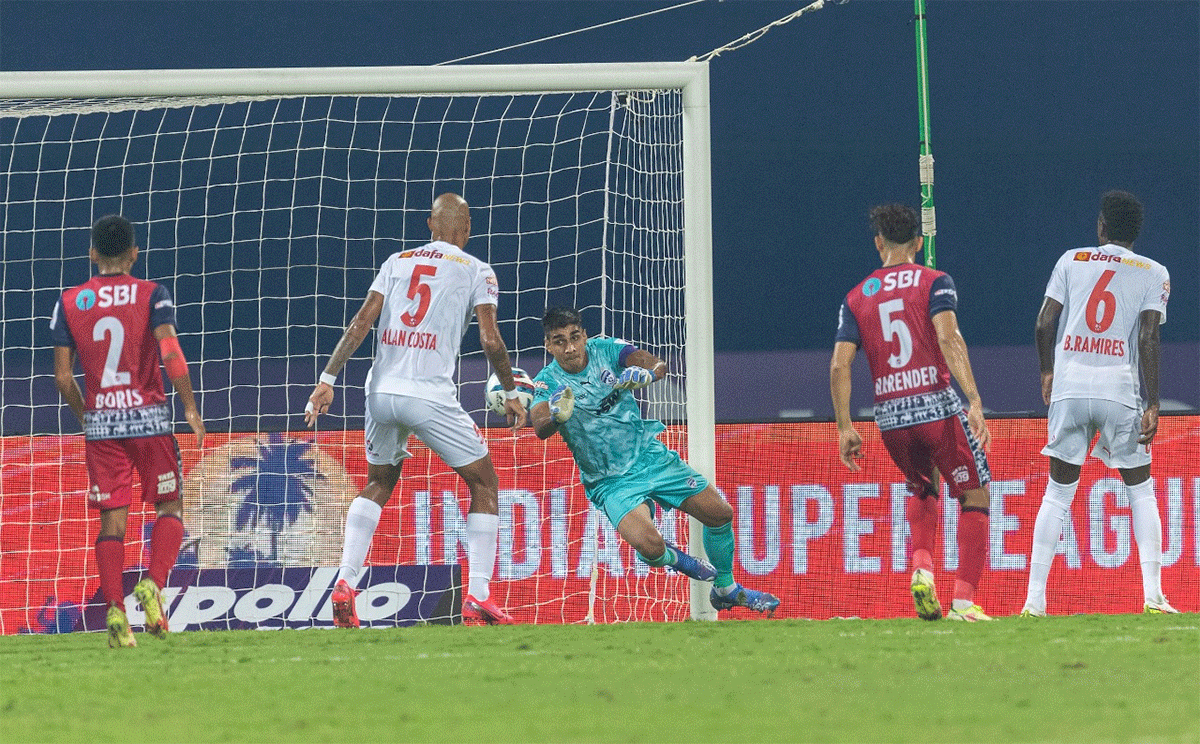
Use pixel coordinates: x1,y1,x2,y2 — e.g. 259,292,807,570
2,613,1197,744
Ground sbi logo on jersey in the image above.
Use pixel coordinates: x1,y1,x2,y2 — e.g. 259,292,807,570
862,278,881,297
75,289,96,311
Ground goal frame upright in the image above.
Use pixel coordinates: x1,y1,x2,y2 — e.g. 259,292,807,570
0,62,718,622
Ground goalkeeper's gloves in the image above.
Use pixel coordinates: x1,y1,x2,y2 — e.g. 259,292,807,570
613,366,654,390
549,384,575,424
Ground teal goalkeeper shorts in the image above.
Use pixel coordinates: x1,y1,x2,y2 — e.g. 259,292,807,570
584,438,709,529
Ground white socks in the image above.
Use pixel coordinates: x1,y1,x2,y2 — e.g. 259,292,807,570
1127,479,1165,603
336,497,383,586
465,512,499,601
1024,478,1078,612
337,501,501,601
1025,477,1167,609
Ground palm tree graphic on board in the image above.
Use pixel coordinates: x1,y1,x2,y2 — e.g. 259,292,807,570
229,433,320,566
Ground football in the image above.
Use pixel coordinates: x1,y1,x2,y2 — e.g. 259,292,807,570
484,368,536,415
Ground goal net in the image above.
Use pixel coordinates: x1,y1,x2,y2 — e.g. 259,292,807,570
0,64,715,632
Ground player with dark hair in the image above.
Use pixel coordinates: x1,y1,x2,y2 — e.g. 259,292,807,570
51,214,205,647
831,204,994,621
1021,190,1176,616
529,307,780,615
305,193,526,627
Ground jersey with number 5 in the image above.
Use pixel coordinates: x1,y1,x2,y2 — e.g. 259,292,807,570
50,274,175,413
1044,243,1169,407
836,263,958,408
365,240,499,405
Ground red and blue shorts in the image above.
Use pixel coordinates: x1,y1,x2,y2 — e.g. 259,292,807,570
879,411,990,501
84,434,182,510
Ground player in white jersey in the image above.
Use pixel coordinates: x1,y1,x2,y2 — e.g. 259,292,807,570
1021,190,1177,616
305,193,527,626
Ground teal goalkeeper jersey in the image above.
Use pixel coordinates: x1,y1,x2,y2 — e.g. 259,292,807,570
532,336,666,486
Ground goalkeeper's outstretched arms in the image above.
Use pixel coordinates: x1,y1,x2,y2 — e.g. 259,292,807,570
305,290,383,428
613,348,666,390
531,385,574,440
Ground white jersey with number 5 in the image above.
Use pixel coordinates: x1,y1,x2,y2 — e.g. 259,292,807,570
1045,243,1169,407
364,240,499,405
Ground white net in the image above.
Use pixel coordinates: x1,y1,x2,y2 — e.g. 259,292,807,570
0,74,700,632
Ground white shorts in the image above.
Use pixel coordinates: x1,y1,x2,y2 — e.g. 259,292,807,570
364,392,489,468
1042,398,1151,469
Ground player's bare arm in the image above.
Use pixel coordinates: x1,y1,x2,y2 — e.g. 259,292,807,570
932,310,990,450
829,340,863,471
305,290,383,427
1137,308,1162,445
155,323,206,448
623,349,667,381
476,303,526,430
611,348,662,390
1035,297,1063,405
531,399,557,439
53,346,86,422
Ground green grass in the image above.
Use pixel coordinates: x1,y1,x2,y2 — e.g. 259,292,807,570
2,614,1197,744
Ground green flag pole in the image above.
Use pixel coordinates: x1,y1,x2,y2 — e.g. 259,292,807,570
914,0,936,269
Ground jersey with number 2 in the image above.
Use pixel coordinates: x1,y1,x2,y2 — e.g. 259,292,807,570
50,274,175,414
365,240,499,405
1044,243,1169,408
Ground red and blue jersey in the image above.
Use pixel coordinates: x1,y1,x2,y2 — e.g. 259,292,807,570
836,263,961,430
50,273,176,439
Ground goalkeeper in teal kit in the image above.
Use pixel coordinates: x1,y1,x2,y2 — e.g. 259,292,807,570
530,307,779,614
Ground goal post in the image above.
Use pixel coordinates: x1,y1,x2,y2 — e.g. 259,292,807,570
0,62,717,629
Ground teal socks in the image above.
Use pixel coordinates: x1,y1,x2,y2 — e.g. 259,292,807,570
704,521,735,588
636,544,677,568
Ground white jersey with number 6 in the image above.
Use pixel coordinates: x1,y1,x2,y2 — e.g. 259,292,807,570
1044,243,1169,408
364,240,499,405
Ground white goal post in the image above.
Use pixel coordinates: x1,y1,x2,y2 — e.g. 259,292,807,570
0,62,717,627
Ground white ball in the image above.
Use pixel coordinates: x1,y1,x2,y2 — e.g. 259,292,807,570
485,368,535,415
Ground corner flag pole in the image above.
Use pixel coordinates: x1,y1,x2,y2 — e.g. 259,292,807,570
914,0,936,269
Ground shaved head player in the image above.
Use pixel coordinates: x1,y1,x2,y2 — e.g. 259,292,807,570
306,192,527,627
